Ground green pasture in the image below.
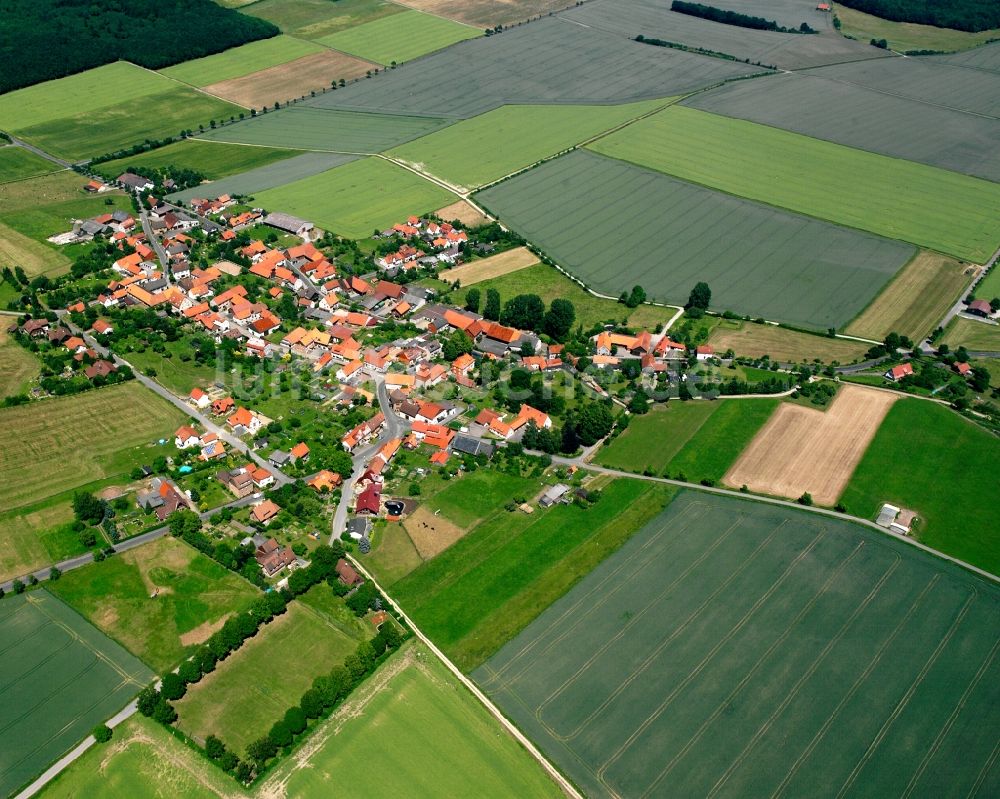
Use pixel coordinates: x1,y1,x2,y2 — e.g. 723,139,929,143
14,88,242,161
317,9,479,65
0,496,82,586
833,3,1000,52
942,316,1000,350
0,62,172,130
2,193,132,248
977,265,1000,301
840,398,1000,576
202,106,450,152
278,642,563,798
243,0,405,38
49,536,261,672
589,105,1000,263
0,326,40,398
389,99,670,189
160,35,324,86
95,138,295,182
175,588,366,756
393,478,678,670
475,491,1000,798
598,401,717,474
254,156,454,238
0,147,58,183
0,591,153,799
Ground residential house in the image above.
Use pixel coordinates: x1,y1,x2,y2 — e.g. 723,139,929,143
255,538,296,577
175,426,201,449
885,363,914,382
251,499,282,525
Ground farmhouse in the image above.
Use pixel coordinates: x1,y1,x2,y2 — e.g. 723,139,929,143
265,212,314,239
967,299,993,318
885,363,914,382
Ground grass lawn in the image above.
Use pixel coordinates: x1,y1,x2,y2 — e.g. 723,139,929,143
0,326,40,397
0,146,58,183
243,0,405,38
941,316,1000,350
422,469,537,528
389,99,671,190
175,587,366,756
124,342,228,395
274,641,563,798
0,497,82,585
1,194,133,251
597,402,717,474
160,35,324,85
95,139,296,182
38,715,232,799
589,105,1000,263
0,171,90,212
464,263,674,330
847,251,975,342
976,264,1000,301
0,591,154,799
708,319,869,363
14,87,243,161
839,399,1000,576
254,156,454,238
832,3,1000,52
0,382,187,512
0,219,70,277
666,398,781,482
317,9,479,65
393,478,678,670
48,536,261,672
365,521,425,586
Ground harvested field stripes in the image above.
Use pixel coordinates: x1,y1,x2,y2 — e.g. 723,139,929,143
723,384,896,505
590,105,1000,262
476,149,913,329
685,72,1000,183
475,492,1000,799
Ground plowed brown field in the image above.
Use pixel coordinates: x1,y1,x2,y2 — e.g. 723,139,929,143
723,384,896,505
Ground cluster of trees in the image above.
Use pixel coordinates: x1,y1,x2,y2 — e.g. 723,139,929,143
521,401,616,454
693,374,794,395
169,510,265,587
835,0,1000,32
244,621,403,773
795,380,838,406
670,1,817,32
618,285,646,308
121,165,205,193
0,0,279,93
467,289,577,342
864,331,914,359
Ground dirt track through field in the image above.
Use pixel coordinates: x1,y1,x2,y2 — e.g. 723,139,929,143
723,384,896,505
439,246,538,284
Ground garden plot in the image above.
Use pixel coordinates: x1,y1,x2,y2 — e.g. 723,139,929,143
685,72,1000,182
475,150,913,329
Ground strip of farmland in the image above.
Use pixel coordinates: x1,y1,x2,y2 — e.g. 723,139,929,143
201,106,451,153
475,491,1000,799
559,0,887,70
303,16,767,118
475,150,913,329
589,105,1000,262
684,71,1000,182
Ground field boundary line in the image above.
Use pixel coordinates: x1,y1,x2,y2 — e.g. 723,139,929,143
902,633,1000,798
771,574,941,798
536,515,778,741
347,555,584,799
627,539,871,797
598,530,842,785
132,61,252,109
704,557,903,798
966,737,1000,798
834,590,977,798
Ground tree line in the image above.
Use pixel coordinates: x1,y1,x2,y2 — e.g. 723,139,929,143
835,0,1000,32
670,1,817,33
0,0,279,94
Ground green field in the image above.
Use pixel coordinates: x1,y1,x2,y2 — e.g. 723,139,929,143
0,146,57,183
393,478,678,670
160,34,324,85
941,316,1000,350
2,193,133,251
475,491,1000,799
978,265,1000,301
95,138,295,182
243,0,405,38
389,100,670,189
277,642,563,798
254,156,454,238
833,3,1000,52
317,9,479,65
598,398,779,482
202,106,450,152
589,105,1000,263
708,320,870,363
0,382,187,511
840,398,1000,575
0,497,84,587
0,62,173,130
462,263,671,330
175,588,367,756
13,87,242,161
48,536,260,672
0,590,154,798
0,326,39,398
